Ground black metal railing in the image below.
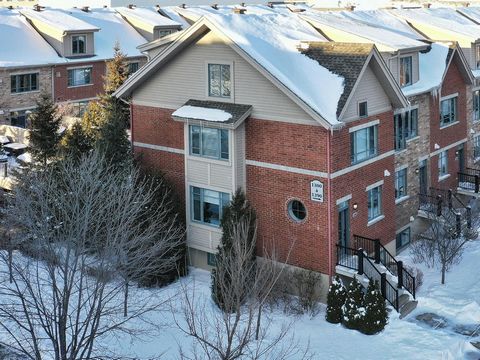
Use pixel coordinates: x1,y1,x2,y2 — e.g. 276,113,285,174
418,193,442,215
380,247,398,277
458,172,479,193
362,253,399,310
351,235,376,258
336,244,358,271
401,266,416,299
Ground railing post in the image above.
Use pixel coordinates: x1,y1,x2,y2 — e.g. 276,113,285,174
380,272,386,298
412,277,416,299
374,239,381,264
397,261,403,289
436,195,442,217
448,189,453,210
475,175,479,193
456,213,461,237
3,163,6,178
467,206,472,229
357,248,364,276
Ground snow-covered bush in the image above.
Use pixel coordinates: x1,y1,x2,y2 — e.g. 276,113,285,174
342,276,365,330
360,279,388,335
326,275,346,324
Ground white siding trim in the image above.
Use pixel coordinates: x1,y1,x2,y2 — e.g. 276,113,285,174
440,92,459,101
245,159,328,178
133,141,184,155
429,138,468,157
348,119,380,133
336,194,352,205
331,150,395,179
395,164,408,172
366,179,384,191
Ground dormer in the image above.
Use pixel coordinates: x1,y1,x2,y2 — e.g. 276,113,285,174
20,8,99,58
386,50,421,88
115,6,182,42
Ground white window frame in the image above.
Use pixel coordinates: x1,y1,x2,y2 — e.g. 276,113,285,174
67,66,92,87
474,135,480,162
400,56,413,87
189,125,229,161
396,227,411,250
190,186,230,227
72,34,87,55
474,89,480,122
394,108,418,151
440,95,458,128
350,124,378,164
438,150,448,178
476,43,480,69
395,167,408,200
10,72,39,94
367,184,383,222
205,61,234,101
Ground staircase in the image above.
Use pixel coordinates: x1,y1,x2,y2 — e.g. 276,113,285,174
336,235,417,318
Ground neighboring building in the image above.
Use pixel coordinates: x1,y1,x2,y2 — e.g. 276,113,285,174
115,12,411,302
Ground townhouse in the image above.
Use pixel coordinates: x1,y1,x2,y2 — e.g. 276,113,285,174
114,10,418,302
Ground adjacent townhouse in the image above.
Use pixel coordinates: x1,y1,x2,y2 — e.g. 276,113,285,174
0,8,60,127
114,11,416,304
19,7,148,117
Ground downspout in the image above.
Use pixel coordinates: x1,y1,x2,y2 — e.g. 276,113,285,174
326,128,333,281
129,101,134,150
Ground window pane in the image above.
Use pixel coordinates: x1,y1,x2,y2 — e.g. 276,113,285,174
11,76,16,93
220,129,229,159
208,64,221,97
202,128,219,158
203,189,220,225
192,187,201,221
221,65,231,97
190,126,201,155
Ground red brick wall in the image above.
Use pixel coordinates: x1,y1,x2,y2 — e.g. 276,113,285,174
53,61,105,102
131,105,184,149
429,57,468,190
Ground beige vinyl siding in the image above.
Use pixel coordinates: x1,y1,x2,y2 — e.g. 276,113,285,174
64,33,95,57
234,122,246,190
387,55,399,82
147,43,170,59
465,44,475,70
119,15,155,41
133,31,317,125
342,64,392,121
187,225,222,253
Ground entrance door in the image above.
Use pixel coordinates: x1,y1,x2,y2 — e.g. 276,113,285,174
338,201,350,251
419,160,428,195
457,145,465,173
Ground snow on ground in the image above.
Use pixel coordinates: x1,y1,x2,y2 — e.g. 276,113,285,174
2,233,480,359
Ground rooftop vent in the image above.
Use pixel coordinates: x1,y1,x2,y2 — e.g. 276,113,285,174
180,3,186,8
211,3,218,9
422,2,431,8
233,7,246,14
33,4,44,11
81,6,90,12
128,4,136,9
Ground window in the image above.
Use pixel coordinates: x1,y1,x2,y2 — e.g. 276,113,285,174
208,64,231,98
128,62,139,75
191,187,230,226
476,44,480,69
367,185,382,221
400,56,413,87
158,29,172,38
67,67,92,87
440,96,457,127
207,252,217,266
288,200,307,222
474,90,480,122
438,150,448,178
396,227,411,250
395,168,408,200
190,125,229,160
394,108,418,151
71,101,89,118
474,136,480,161
72,35,86,55
9,109,32,128
359,101,368,118
350,125,378,164
10,73,38,93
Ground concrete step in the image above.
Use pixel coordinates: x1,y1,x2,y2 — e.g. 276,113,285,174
399,300,418,319
398,293,410,309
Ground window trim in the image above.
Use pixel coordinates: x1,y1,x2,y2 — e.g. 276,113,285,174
358,100,368,118
474,135,480,162
71,34,87,55
190,186,230,228
474,89,480,122
438,150,448,179
367,184,383,222
399,55,413,87
287,199,307,223
395,167,408,200
396,227,411,250
205,61,234,102
189,125,229,161
440,95,458,128
476,43,480,69
67,66,93,88
10,73,39,94
350,124,379,165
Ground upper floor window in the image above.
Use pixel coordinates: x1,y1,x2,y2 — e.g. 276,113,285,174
438,150,448,178
128,62,139,75
67,67,92,87
367,185,382,221
400,56,412,87
191,186,230,227
474,90,480,122
394,108,418,151
208,63,231,98
476,44,480,69
474,135,480,161
350,125,378,164
11,73,38,94
395,168,408,200
72,35,87,55
440,96,457,127
358,101,368,118
190,125,229,160
158,29,172,38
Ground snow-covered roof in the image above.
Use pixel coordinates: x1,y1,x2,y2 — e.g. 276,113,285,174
0,9,62,67
159,6,192,29
457,6,480,23
173,105,232,122
115,7,181,29
391,8,480,40
401,43,452,97
196,12,345,125
341,9,426,41
20,8,100,32
301,11,428,52
64,8,146,60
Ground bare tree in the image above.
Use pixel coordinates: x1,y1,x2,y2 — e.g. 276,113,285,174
0,151,185,360
173,215,310,360
412,209,469,284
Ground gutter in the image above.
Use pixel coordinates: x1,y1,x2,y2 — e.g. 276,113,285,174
326,128,333,281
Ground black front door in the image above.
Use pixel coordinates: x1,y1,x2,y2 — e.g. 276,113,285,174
338,201,350,251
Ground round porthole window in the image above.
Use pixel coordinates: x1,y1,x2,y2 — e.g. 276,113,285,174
288,200,307,222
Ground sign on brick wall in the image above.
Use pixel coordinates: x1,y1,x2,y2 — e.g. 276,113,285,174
310,180,324,202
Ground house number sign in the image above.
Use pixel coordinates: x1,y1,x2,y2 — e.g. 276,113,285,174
310,180,324,203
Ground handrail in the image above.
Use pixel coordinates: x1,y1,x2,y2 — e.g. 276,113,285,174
458,172,480,193
363,255,399,310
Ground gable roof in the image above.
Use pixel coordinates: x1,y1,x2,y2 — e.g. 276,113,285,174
115,12,407,129
20,8,100,33
115,7,182,30
301,42,374,118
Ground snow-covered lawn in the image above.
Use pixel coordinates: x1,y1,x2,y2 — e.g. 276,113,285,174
2,239,480,359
